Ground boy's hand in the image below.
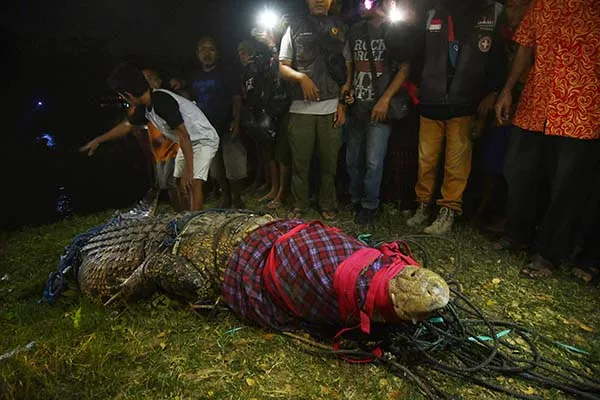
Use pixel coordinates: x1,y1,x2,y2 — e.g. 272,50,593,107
371,95,391,123
478,91,497,118
180,169,194,194
253,29,276,49
343,89,355,106
334,103,346,128
229,119,240,138
299,74,320,102
495,89,512,125
80,139,100,156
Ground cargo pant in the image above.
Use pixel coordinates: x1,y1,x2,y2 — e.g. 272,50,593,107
287,113,342,211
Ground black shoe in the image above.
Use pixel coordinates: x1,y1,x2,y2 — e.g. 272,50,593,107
231,198,246,209
355,207,376,226
351,202,362,216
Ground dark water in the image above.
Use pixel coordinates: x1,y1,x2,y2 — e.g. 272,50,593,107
3,136,154,231
4,77,154,231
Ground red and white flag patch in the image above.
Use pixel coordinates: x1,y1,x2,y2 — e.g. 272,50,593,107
429,18,442,31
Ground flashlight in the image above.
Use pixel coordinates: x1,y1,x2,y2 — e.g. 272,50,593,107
388,7,405,22
257,9,278,30
364,0,373,10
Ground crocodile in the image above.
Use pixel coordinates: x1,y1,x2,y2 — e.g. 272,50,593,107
61,209,450,331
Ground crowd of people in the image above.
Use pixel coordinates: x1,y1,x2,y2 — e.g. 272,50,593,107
80,0,599,284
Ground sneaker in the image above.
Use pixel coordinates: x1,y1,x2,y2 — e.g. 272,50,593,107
423,207,455,235
355,207,376,227
406,203,430,227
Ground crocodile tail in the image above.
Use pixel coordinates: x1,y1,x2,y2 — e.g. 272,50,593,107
113,188,160,221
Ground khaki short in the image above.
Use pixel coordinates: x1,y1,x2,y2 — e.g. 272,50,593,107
209,134,248,181
174,141,218,181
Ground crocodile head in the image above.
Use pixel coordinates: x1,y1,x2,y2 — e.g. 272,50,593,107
388,266,450,323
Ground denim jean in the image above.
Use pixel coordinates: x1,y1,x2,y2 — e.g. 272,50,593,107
346,117,391,210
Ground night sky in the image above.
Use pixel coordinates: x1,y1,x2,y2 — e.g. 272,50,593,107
11,0,280,57
6,0,360,120
7,0,356,107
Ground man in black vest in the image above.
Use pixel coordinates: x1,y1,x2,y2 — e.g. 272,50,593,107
278,0,348,220
406,0,505,234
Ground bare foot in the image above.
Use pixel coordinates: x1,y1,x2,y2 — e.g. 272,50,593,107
267,199,283,209
519,255,555,279
255,183,269,193
572,264,599,284
258,190,277,203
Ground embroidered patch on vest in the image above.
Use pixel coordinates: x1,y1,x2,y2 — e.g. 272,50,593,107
478,36,493,52
429,18,442,31
476,15,497,31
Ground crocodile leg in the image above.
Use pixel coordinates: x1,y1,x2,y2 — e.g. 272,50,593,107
105,252,219,306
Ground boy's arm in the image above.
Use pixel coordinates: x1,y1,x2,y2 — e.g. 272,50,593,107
151,91,195,191
173,123,195,192
371,61,410,122
495,0,537,124
341,40,353,98
279,60,320,102
278,26,320,102
79,120,134,156
230,94,242,137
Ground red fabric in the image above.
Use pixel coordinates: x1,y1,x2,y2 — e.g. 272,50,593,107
447,15,455,42
334,241,416,335
263,222,316,318
333,248,381,327
401,81,420,105
331,241,419,363
512,0,600,139
222,220,420,337
364,261,405,327
332,326,383,364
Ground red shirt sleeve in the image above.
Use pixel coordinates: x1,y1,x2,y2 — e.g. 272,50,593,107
513,0,540,47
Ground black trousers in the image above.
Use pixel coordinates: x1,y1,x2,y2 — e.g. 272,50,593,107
579,172,600,261
504,127,600,264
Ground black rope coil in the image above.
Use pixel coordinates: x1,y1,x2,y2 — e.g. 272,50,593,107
291,234,600,400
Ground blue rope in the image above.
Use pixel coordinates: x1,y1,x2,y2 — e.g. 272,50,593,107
40,196,160,304
40,223,107,304
41,207,260,304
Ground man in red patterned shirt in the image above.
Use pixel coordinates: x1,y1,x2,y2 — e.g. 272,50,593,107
494,0,600,278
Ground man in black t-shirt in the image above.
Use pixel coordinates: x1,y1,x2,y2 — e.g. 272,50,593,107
187,36,248,209
342,0,411,228
80,63,219,211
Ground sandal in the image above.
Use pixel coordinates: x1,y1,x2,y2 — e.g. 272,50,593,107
520,254,555,279
320,210,338,221
267,199,283,209
493,236,528,251
572,261,600,284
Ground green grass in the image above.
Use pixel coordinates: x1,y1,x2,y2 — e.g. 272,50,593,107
1,197,598,400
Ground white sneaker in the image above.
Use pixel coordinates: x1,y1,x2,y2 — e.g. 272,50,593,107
406,203,430,227
423,207,455,235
